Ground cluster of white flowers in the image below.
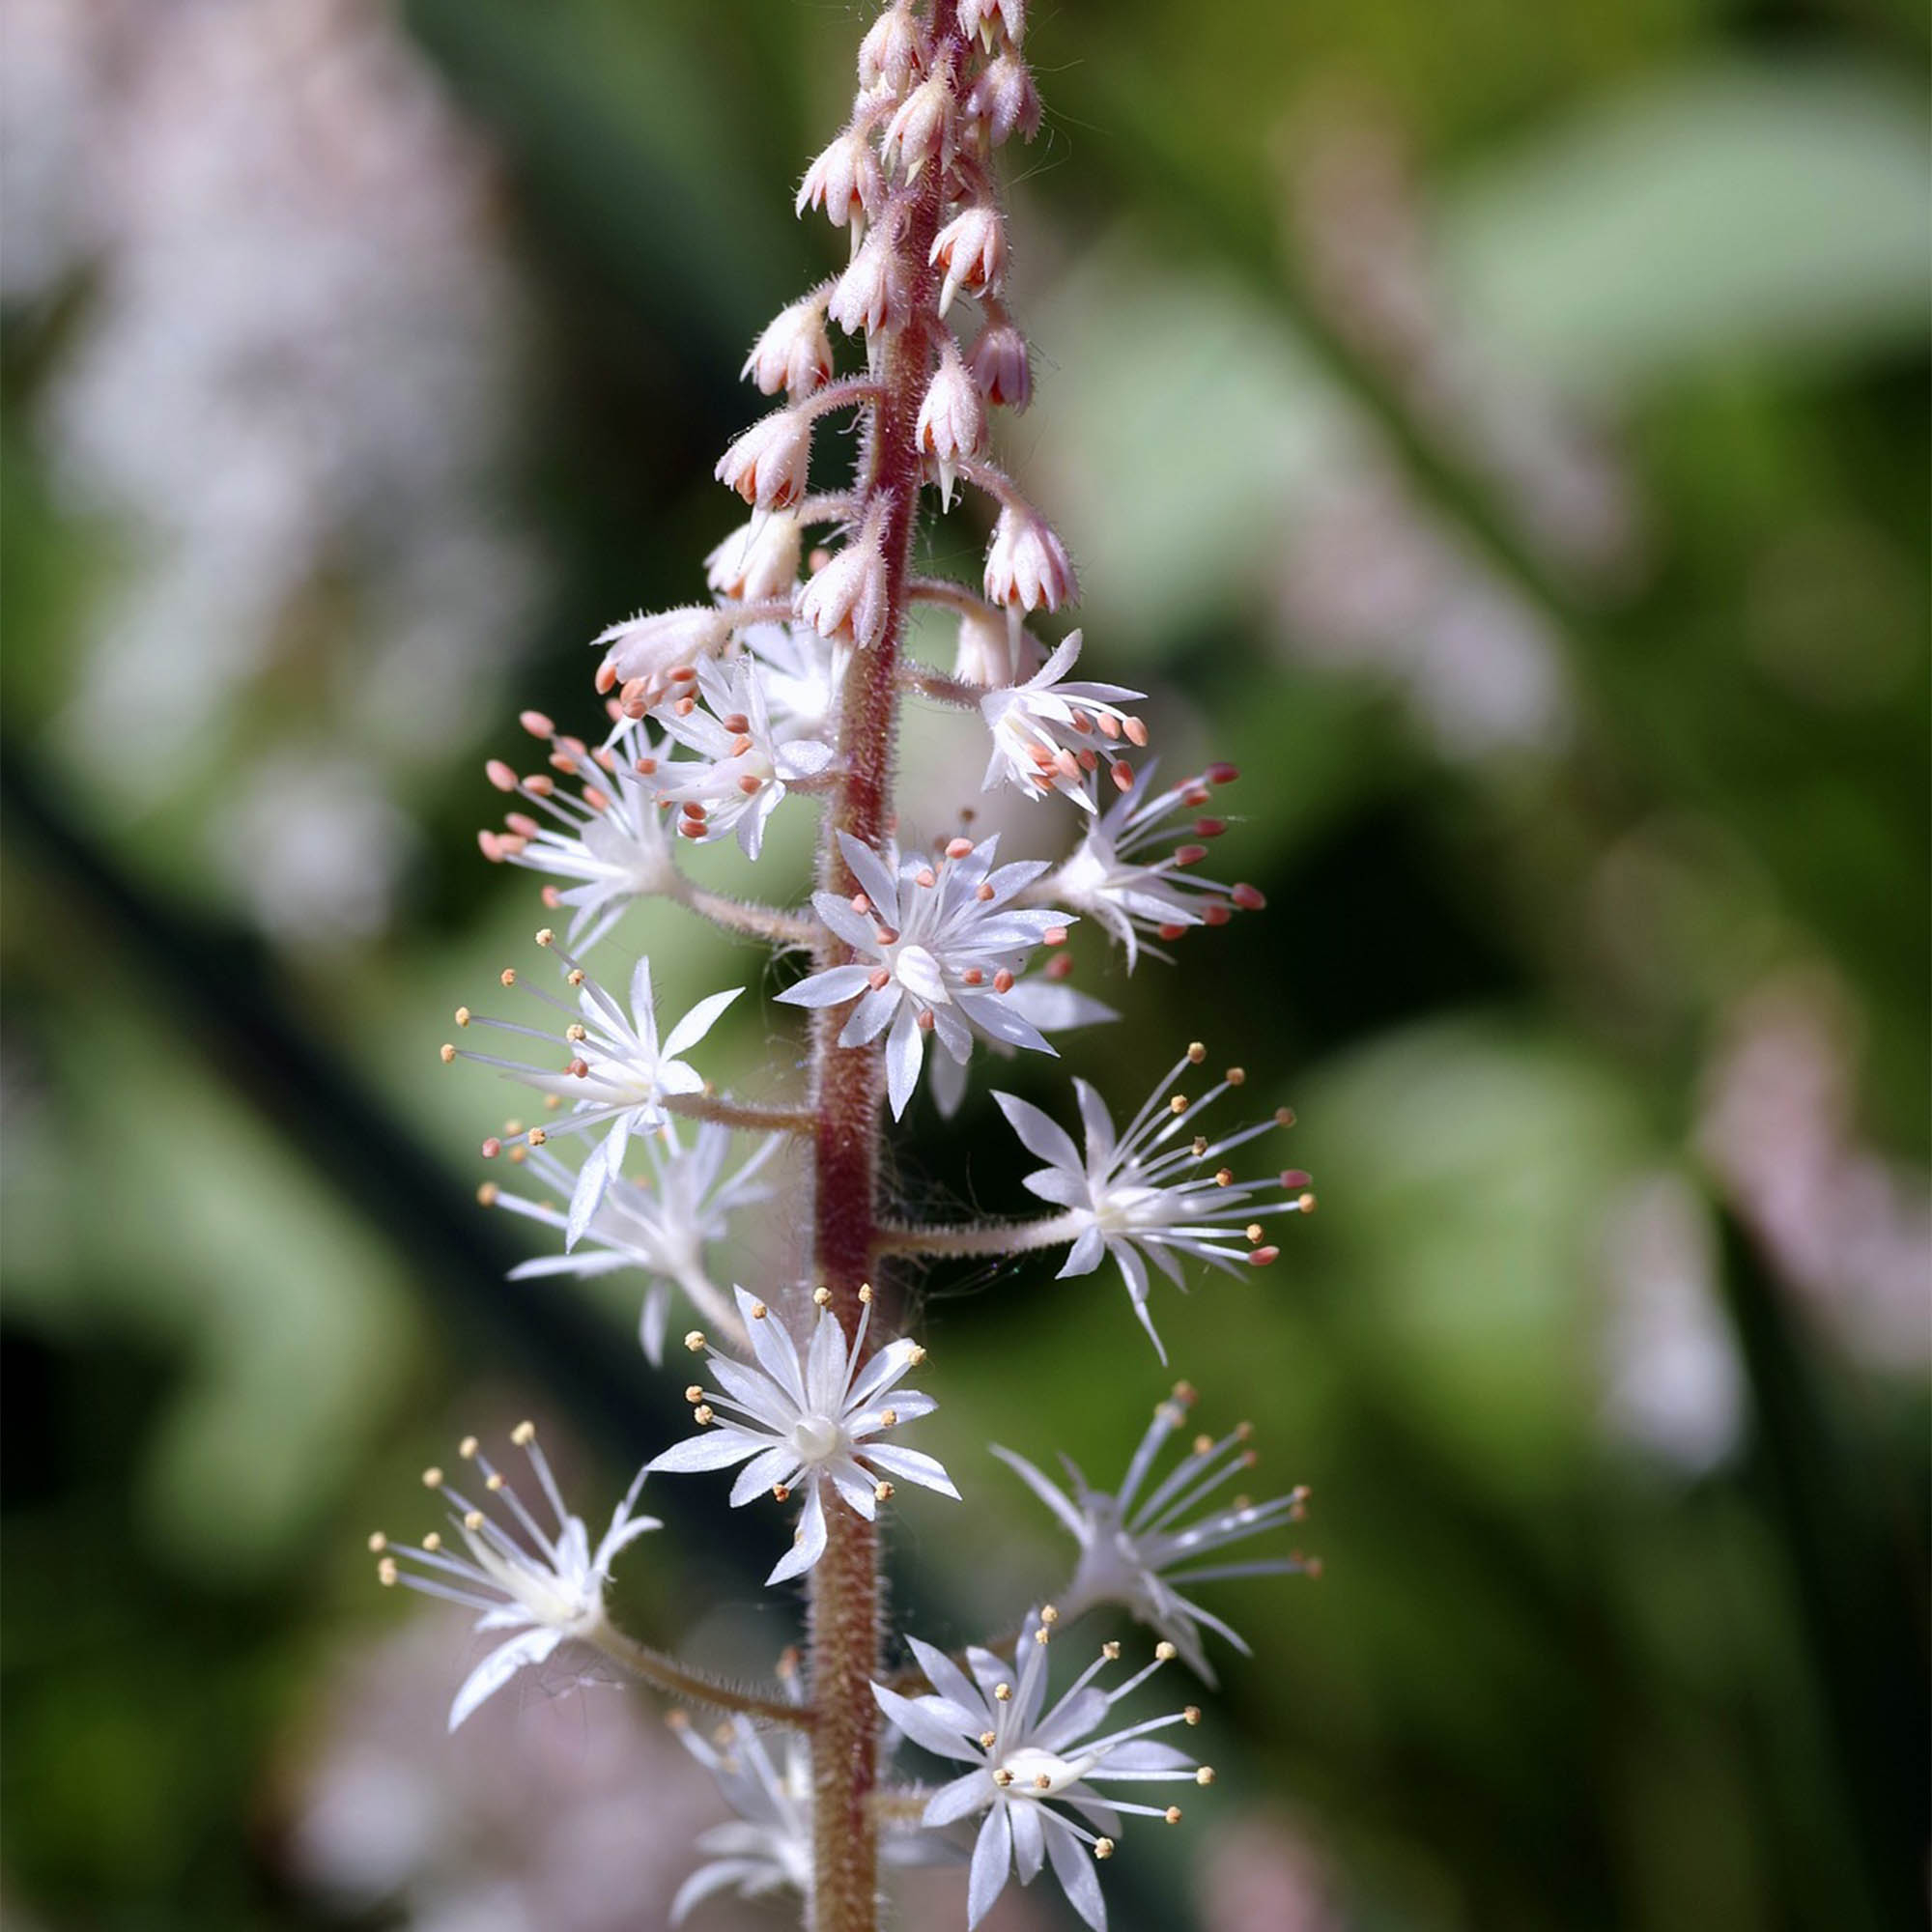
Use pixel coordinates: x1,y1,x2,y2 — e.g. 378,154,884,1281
386,7,1317,1930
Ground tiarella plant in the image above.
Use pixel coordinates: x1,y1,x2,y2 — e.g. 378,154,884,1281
380,6,1317,1928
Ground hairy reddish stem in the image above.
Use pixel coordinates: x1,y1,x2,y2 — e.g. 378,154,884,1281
807,9,966,1929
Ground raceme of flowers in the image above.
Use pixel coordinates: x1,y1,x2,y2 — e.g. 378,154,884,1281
386,6,1317,1930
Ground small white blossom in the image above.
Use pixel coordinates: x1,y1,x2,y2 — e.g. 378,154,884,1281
968,313,1032,410
777,831,1075,1118
797,509,892,650
796,126,885,230
918,338,987,506
373,1424,658,1731
449,937,741,1242
743,618,849,740
880,71,952,180
1039,761,1263,968
742,294,835,399
874,1608,1205,1932
649,1287,958,1586
483,1120,781,1363
828,221,903,337
705,510,804,604
716,406,813,511
929,204,1007,315
980,631,1146,809
993,1047,1314,1358
967,51,1041,146
648,655,837,860
985,501,1077,612
480,711,679,951
959,0,1026,50
594,604,737,698
858,5,928,94
993,1385,1313,1682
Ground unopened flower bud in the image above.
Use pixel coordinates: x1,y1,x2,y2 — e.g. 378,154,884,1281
716,407,812,510
930,203,1007,314
797,127,885,229
952,603,1041,687
967,50,1040,145
593,605,733,691
881,71,952,179
858,4,927,93
742,295,835,399
960,0,1025,47
798,513,891,650
985,502,1077,612
967,315,1031,410
828,223,903,337
917,340,987,505
704,510,803,603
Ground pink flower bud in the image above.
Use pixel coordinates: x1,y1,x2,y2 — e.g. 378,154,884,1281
881,71,952,179
967,316,1031,409
798,515,891,650
916,340,987,504
828,224,903,337
858,5,927,93
929,204,1006,313
716,407,812,510
742,296,834,399
592,605,733,691
796,128,884,229
984,503,1077,612
704,510,803,603
966,51,1040,145
960,0,1025,46
952,604,1044,687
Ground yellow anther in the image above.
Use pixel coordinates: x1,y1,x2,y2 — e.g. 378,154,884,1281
1226,1065,1245,1085
694,1404,715,1425
377,1557,398,1585
684,1384,703,1404
1183,1706,1202,1725
873,1480,895,1501
685,1330,707,1352
773,1483,790,1501
511,1421,536,1446
980,1730,997,1747
812,1286,832,1306
1039,1605,1059,1625
500,969,517,987
750,1300,768,1320
1196,1766,1216,1785
526,1126,548,1147
454,1007,471,1027
859,1281,874,1303
994,1682,1012,1702
1164,1805,1182,1824
1101,1640,1121,1661
439,1043,456,1064
1186,1041,1207,1063
1154,1641,1178,1662
908,1345,927,1365
535,927,555,947
1170,1095,1189,1115
993,1769,1014,1787
421,1467,443,1490
880,1408,898,1427
459,1435,479,1459
367,1531,387,1553
475,1182,498,1208
464,1510,484,1532
1094,1837,1116,1860
421,1532,441,1552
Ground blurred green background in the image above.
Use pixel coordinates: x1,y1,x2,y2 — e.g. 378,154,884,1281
2,0,1927,1928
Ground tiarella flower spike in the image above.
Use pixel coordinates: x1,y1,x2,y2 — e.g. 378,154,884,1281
372,1424,659,1730
649,1285,959,1584
396,9,1316,1929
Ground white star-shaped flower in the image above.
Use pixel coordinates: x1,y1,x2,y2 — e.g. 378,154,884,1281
777,831,1074,1118
480,712,680,952
992,1384,1313,1682
993,1047,1314,1359
483,1121,781,1362
648,654,836,861
447,935,742,1243
648,1287,959,1585
1039,761,1263,968
979,631,1147,809
874,1608,1208,1932
372,1423,658,1731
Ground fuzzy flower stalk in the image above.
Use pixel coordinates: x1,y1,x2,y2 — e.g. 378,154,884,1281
389,8,1316,1931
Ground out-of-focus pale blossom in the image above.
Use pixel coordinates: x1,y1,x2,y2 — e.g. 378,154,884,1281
1597,1174,1746,1474
16,0,538,895
1698,973,1932,1371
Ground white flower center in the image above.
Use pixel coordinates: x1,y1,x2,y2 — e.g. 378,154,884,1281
892,943,951,1005
789,1414,845,1463
998,1746,1091,1796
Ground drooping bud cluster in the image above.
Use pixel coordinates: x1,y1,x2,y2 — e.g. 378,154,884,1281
391,9,1317,1932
